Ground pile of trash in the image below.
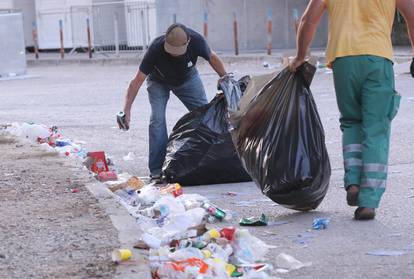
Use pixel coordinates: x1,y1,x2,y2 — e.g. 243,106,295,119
2,122,287,278
106,176,276,278
5,122,87,158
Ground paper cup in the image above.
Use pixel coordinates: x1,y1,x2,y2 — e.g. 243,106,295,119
112,249,132,263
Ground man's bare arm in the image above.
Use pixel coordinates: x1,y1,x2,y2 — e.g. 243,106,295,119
209,52,227,77
397,0,414,53
123,70,147,125
290,0,326,71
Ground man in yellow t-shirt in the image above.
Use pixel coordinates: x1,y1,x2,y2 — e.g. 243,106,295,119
290,0,414,220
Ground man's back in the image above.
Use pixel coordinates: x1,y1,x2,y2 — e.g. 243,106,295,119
324,0,396,63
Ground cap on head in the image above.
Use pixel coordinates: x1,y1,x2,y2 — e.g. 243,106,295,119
164,23,190,56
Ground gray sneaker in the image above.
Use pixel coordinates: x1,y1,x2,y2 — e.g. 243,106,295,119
150,173,164,184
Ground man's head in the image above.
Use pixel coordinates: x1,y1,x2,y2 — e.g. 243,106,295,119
164,23,190,57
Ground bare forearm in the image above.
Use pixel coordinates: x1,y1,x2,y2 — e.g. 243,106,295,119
296,20,319,59
398,0,414,54
406,21,414,54
295,0,326,60
209,53,227,77
124,71,146,111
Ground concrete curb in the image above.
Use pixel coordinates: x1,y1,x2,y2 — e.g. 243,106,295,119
84,180,152,279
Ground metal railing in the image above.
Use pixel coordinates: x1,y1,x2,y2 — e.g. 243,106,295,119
33,0,156,58
91,1,156,56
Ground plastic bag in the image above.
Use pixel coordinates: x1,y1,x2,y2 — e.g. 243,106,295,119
220,63,331,211
162,93,251,186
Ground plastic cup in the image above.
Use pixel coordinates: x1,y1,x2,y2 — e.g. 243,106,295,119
112,249,132,263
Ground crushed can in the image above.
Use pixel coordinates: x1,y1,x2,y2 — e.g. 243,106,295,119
202,202,226,220
117,111,129,131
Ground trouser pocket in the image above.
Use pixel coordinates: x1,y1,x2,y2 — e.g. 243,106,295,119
388,91,401,121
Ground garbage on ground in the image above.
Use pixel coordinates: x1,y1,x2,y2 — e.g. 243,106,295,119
108,176,145,192
3,122,276,278
275,253,312,272
366,250,407,257
97,170,118,182
312,218,330,230
220,64,331,211
162,93,251,186
112,249,133,263
123,151,136,161
86,151,109,173
239,214,268,227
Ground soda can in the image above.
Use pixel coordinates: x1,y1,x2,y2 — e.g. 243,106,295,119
202,202,226,220
117,111,129,131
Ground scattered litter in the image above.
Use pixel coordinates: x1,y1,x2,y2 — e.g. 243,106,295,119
223,191,238,197
3,122,275,278
239,214,268,226
123,152,136,161
275,253,312,272
404,243,414,251
97,170,118,182
312,218,330,230
267,220,291,227
366,250,406,257
86,151,109,173
112,249,132,263
109,176,145,192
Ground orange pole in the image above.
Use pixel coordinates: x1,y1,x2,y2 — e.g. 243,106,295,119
86,18,92,59
203,12,208,39
32,21,39,59
267,9,273,55
233,12,239,56
59,19,64,59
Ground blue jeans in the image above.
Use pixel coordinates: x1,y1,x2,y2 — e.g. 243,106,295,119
147,72,208,176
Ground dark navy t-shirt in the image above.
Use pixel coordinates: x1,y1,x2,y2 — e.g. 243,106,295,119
139,28,211,87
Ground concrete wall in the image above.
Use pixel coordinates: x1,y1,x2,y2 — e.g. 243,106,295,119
13,0,36,47
155,0,328,52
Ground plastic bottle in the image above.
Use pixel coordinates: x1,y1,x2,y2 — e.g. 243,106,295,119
169,247,204,261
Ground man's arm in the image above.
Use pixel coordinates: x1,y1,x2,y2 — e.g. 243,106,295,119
289,0,326,71
122,70,147,126
209,51,227,77
397,0,414,77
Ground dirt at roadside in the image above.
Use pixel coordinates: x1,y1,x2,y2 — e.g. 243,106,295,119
0,135,119,279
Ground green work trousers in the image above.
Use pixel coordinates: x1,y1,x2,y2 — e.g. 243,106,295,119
332,55,401,208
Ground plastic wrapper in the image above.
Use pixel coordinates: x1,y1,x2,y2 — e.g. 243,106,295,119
220,63,331,211
162,93,251,186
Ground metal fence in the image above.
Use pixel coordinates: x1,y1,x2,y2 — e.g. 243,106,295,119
34,0,156,57
91,1,156,55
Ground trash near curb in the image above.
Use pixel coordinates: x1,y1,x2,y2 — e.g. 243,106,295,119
1,122,316,278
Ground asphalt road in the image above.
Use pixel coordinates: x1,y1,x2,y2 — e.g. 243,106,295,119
1,61,414,278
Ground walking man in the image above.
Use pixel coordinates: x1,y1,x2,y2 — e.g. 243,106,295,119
290,0,414,219
121,23,227,182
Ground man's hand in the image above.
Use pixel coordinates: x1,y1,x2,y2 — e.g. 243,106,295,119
289,57,306,72
411,58,414,77
124,110,131,129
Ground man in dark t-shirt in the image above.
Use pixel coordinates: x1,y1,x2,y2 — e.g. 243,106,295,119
121,23,227,181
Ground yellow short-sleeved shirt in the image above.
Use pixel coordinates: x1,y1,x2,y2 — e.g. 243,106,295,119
323,0,396,65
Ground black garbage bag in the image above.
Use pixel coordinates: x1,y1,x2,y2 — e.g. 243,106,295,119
162,93,252,186
220,63,331,211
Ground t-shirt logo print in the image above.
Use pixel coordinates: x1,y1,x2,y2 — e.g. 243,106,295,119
187,61,193,68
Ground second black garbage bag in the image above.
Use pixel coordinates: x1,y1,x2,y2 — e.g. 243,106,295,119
220,63,331,211
162,93,252,186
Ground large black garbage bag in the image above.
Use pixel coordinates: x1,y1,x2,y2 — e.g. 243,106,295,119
162,93,252,186
220,63,331,211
